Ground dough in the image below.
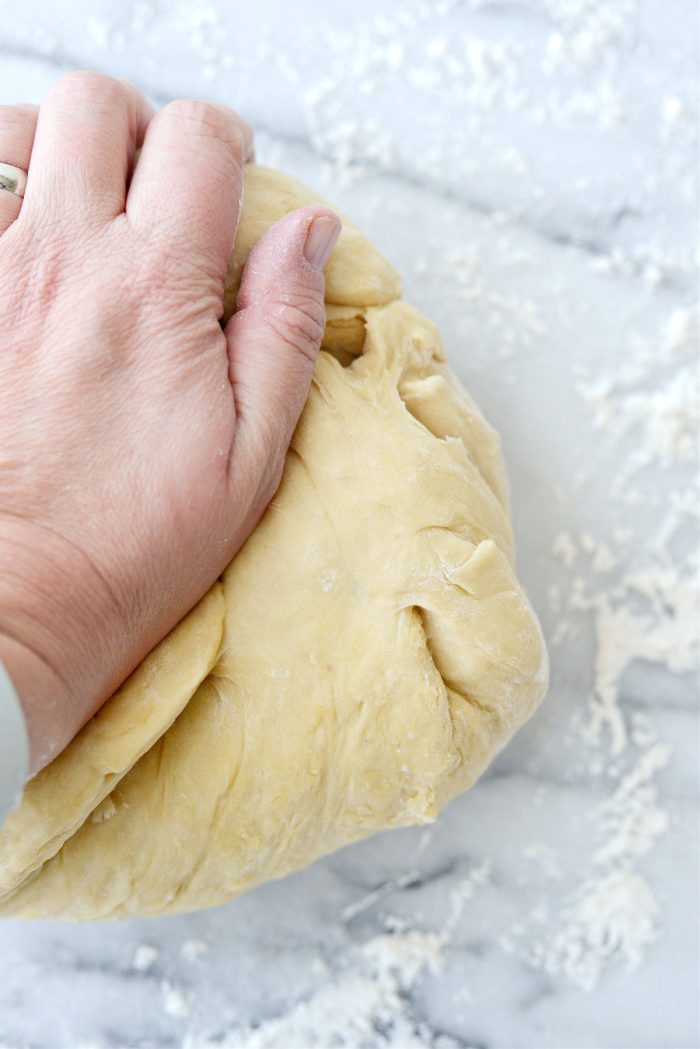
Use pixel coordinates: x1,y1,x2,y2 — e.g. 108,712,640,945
0,166,548,920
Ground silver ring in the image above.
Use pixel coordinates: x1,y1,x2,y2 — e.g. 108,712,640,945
0,163,28,199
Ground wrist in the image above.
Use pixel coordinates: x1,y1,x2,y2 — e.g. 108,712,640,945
0,515,114,772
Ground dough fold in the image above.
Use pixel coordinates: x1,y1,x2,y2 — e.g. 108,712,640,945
0,166,547,920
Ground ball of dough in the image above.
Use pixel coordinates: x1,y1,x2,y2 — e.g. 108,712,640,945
0,166,548,920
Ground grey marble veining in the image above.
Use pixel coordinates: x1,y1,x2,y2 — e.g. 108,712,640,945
0,2,697,1047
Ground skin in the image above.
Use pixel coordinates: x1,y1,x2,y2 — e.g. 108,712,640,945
0,72,341,775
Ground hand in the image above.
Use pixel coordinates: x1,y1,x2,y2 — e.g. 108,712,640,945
0,72,340,774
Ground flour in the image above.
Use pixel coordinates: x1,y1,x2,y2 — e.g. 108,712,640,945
577,307,699,483
181,939,209,963
534,869,660,991
184,934,446,1049
162,978,194,1020
181,864,490,1048
570,307,699,756
132,943,160,973
593,742,671,867
501,301,699,990
566,550,698,754
503,738,673,990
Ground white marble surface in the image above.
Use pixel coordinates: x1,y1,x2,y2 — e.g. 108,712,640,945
0,2,698,1047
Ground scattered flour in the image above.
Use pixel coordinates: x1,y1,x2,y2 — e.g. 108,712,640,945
162,978,194,1020
181,939,210,963
577,307,700,482
535,868,660,991
506,303,699,990
184,932,448,1049
567,550,698,755
131,943,160,973
503,740,672,990
181,864,490,1048
570,307,699,754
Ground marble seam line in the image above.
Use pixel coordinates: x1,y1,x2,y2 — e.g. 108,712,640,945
0,41,671,272
331,856,461,896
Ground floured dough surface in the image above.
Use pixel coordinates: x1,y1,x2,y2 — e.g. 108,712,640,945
0,166,548,920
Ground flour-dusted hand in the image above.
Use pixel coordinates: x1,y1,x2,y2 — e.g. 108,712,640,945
0,72,340,774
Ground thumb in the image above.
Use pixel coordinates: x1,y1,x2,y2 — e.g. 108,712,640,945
225,206,341,459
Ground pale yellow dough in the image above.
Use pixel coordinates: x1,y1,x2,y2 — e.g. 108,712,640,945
0,166,548,920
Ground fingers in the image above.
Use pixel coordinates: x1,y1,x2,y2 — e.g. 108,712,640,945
0,105,38,235
21,71,154,225
126,100,253,273
225,206,341,479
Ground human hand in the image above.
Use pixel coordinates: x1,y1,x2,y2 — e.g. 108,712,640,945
0,72,340,774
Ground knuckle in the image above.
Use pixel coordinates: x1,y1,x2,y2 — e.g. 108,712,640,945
266,295,326,364
50,70,124,104
160,100,246,161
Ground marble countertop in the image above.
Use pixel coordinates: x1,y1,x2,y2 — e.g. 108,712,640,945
0,2,697,1047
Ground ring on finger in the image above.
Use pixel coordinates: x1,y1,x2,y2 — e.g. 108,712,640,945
0,162,28,198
